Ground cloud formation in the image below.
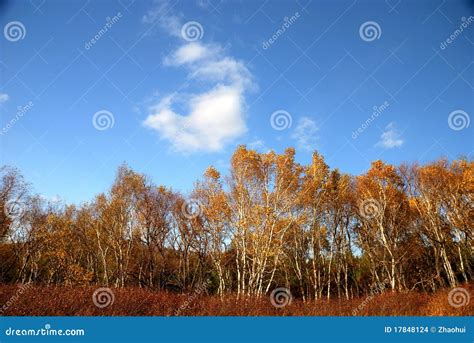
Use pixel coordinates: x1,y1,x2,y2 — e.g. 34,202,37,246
376,122,404,149
142,6,254,153
142,0,183,38
0,93,9,103
247,139,266,151
164,42,219,66
144,41,253,153
291,117,319,151
144,84,246,152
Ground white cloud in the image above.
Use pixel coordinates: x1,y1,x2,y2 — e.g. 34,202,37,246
291,117,319,151
142,0,183,38
143,8,255,153
0,93,9,103
248,139,266,151
144,85,246,152
164,42,220,66
376,122,404,148
163,42,253,90
191,57,254,90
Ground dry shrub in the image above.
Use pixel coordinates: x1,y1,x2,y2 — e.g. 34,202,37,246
0,283,472,316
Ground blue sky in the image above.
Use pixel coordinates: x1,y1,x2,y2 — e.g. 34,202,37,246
0,0,473,204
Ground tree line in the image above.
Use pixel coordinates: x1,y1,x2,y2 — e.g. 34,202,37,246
0,146,472,300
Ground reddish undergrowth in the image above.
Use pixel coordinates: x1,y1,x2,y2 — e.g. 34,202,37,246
0,283,472,316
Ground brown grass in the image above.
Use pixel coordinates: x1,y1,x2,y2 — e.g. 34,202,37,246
0,283,472,316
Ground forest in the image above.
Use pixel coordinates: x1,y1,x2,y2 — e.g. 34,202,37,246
0,146,472,314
